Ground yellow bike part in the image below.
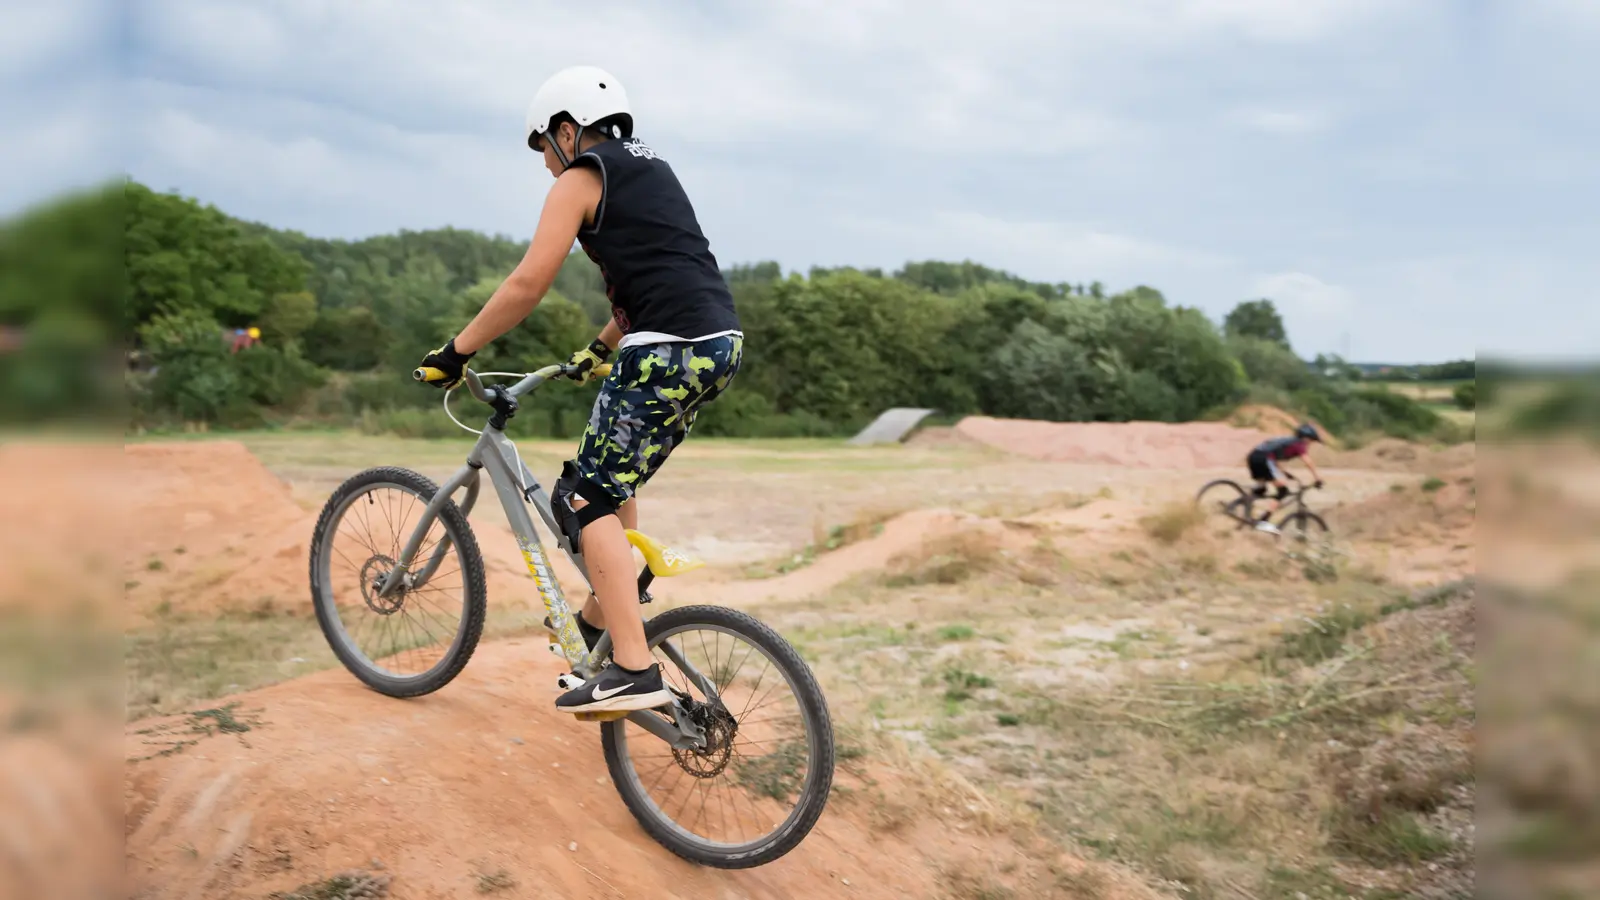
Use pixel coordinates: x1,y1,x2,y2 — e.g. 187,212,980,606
624,529,704,577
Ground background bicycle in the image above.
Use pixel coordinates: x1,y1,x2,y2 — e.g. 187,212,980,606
1194,476,1330,541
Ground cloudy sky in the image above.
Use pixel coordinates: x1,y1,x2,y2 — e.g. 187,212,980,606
9,1,1598,361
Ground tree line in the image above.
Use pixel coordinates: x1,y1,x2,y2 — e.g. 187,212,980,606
4,181,1471,443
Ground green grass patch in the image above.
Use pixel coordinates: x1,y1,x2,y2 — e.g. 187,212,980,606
936,623,976,642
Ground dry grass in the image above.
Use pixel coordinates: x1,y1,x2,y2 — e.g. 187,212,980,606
767,533,1478,900
742,504,912,578
1139,501,1206,544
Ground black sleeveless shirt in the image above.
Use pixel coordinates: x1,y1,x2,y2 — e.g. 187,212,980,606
571,137,741,341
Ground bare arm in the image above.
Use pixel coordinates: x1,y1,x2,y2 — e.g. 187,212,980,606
1303,455,1322,481
596,319,622,350
453,167,603,354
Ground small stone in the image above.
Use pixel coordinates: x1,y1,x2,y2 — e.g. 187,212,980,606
568,842,578,852
842,878,851,886
379,777,390,785
552,762,560,768
510,737,525,745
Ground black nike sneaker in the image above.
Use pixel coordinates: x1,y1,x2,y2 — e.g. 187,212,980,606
555,662,673,714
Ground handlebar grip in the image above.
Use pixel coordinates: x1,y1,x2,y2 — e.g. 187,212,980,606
414,366,447,382
594,363,613,377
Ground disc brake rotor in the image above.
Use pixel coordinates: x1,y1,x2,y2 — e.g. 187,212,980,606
671,702,738,778
359,554,405,615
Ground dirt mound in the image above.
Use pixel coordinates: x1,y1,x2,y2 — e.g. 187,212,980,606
121,442,594,624
1336,464,1476,584
123,442,318,621
903,424,987,450
1329,438,1476,474
658,509,1020,607
124,641,1117,900
953,415,1275,469
1227,404,1339,446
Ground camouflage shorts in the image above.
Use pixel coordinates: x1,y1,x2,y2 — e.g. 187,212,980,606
572,334,743,504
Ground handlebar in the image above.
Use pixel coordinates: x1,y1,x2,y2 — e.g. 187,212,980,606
411,362,612,402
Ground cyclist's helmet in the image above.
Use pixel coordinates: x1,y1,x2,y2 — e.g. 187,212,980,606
524,66,633,169
1295,423,1321,442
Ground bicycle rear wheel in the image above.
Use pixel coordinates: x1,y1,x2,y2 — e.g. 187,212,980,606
308,466,487,697
601,605,834,869
1195,478,1251,525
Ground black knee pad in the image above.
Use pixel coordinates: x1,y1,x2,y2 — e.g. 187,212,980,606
551,460,619,553
1275,484,1290,501
1251,484,1268,498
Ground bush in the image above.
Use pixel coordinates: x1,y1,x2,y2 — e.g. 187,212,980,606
1140,502,1206,544
137,309,249,425
1352,388,1442,439
690,388,853,438
1452,381,1476,411
235,343,326,409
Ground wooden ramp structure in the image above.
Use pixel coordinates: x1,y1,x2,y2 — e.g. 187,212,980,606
847,408,936,445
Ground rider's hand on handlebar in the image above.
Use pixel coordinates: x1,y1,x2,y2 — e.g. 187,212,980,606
1313,480,1325,490
415,338,475,390
564,338,612,384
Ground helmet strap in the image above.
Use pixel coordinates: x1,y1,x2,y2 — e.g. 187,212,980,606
547,120,589,172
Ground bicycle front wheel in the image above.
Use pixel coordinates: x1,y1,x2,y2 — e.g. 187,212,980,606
601,605,835,869
308,466,487,697
1282,510,1330,542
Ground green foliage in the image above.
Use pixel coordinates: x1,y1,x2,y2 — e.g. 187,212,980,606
115,181,1466,445
1223,299,1289,347
126,182,307,328
1230,335,1315,392
137,308,245,424
1502,376,1600,437
304,306,388,371
1452,381,1476,411
0,182,124,424
260,291,318,343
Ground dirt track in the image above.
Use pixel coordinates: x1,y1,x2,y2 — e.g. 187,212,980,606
125,640,1043,900
117,420,1477,899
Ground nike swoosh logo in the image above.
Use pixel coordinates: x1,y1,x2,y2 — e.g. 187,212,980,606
592,683,633,701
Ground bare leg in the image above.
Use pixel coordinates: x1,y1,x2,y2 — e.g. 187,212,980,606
581,498,637,631
570,497,651,670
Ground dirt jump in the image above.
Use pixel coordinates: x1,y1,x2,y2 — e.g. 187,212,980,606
119,413,1477,899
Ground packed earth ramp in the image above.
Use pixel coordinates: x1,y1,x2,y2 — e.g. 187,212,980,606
123,639,1159,900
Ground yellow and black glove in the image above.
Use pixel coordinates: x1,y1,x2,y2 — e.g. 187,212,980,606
565,337,612,384
415,338,475,390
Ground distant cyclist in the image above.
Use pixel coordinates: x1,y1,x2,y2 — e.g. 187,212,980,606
1247,423,1324,534
416,65,742,715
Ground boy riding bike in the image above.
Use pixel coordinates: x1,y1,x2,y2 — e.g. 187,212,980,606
1246,423,1325,535
417,65,742,715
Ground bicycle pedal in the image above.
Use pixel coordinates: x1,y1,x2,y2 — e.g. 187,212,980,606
556,673,586,691
573,710,630,723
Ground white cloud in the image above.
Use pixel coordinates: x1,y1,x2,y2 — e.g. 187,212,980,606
119,0,1583,362
1229,108,1332,136
837,210,1230,287
1251,272,1352,314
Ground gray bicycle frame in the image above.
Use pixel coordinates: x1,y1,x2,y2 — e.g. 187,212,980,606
371,366,717,749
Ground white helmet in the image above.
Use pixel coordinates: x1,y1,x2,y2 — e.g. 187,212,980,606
524,65,632,155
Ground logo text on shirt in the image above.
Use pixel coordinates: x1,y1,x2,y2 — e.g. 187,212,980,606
624,140,659,160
